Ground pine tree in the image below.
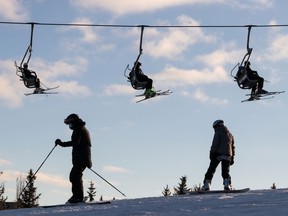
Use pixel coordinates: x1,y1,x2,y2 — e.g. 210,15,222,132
162,184,172,196
192,183,202,192
271,183,277,189
0,172,7,210
87,180,97,202
17,169,41,208
174,176,190,195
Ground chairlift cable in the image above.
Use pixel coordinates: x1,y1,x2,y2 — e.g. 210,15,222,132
1,21,288,28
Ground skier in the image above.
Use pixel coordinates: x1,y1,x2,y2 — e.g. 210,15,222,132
22,63,42,93
55,113,92,203
133,61,155,97
245,61,267,95
202,120,235,191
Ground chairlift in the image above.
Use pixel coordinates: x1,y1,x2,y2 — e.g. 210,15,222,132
15,23,59,95
231,25,258,89
124,26,148,90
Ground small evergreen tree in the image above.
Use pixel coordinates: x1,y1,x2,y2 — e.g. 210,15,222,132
192,183,202,192
271,183,277,189
87,180,97,201
162,184,172,196
0,172,7,210
174,176,190,195
17,169,41,208
99,195,103,201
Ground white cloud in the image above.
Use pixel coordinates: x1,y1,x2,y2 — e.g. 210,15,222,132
181,88,228,105
1,170,69,188
55,81,92,97
70,18,100,43
153,65,229,88
142,16,215,59
70,0,224,15
228,0,273,9
0,159,12,166
0,57,92,108
36,172,70,188
103,84,134,96
0,0,28,20
1,170,24,181
70,0,272,15
194,88,228,105
265,34,288,62
103,165,130,173
196,43,242,67
27,58,93,97
0,60,24,108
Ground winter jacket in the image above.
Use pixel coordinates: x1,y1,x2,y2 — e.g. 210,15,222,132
61,122,92,168
210,125,235,157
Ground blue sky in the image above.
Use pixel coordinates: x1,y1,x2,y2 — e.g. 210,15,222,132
0,0,287,205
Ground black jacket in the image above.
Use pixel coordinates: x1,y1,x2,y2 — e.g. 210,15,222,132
62,122,92,168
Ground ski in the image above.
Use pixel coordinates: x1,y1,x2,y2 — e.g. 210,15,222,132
135,90,161,97
241,96,274,103
136,89,172,103
241,91,285,103
187,188,250,195
41,200,111,208
24,86,59,96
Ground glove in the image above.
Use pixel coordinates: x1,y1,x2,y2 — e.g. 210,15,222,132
230,156,234,165
209,152,217,160
55,139,62,146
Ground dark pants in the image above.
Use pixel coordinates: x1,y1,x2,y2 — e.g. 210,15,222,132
248,73,264,93
69,165,86,199
137,75,153,90
204,157,231,184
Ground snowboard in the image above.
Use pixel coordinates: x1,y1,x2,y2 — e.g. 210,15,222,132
41,200,111,208
187,188,250,195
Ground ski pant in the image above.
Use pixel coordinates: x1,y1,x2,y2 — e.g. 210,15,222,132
137,75,153,90
248,73,264,93
204,157,231,185
69,165,86,199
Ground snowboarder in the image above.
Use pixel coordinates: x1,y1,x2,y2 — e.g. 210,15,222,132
55,113,92,203
245,61,267,95
202,120,235,191
133,61,155,97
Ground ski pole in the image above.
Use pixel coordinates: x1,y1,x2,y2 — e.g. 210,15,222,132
89,168,126,197
18,144,57,198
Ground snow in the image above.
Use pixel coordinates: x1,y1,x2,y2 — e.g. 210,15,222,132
1,188,288,216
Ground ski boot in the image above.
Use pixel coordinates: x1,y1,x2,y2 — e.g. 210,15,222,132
202,179,211,191
67,196,84,204
223,179,232,190
144,87,156,98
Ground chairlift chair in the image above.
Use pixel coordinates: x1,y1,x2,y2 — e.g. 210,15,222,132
231,26,258,90
124,64,148,90
15,61,38,88
124,25,148,90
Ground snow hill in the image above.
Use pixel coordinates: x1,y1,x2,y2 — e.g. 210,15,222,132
1,188,288,216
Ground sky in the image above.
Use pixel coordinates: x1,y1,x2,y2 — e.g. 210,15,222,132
0,0,288,205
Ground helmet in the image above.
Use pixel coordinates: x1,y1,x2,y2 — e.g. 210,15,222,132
244,61,250,66
23,63,28,68
134,61,141,66
213,119,224,128
64,113,80,125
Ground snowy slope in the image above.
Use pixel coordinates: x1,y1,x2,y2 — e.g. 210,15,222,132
1,188,288,216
